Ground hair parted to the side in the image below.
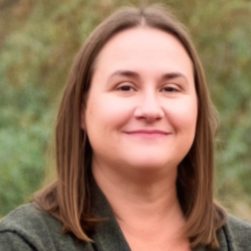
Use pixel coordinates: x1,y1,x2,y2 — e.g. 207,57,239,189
34,4,226,249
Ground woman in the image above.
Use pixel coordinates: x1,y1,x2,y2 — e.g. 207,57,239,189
0,5,250,251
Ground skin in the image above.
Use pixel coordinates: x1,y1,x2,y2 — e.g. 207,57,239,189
82,27,197,251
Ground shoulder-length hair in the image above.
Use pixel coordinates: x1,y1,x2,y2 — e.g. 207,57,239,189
34,4,226,249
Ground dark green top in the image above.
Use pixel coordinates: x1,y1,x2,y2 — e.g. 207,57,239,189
0,185,251,251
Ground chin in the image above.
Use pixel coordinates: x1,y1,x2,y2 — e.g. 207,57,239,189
126,159,176,171
124,161,177,182
123,151,177,168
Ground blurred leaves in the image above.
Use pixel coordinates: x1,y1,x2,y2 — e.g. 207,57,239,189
0,0,251,218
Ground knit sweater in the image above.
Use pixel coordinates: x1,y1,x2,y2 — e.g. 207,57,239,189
0,186,251,251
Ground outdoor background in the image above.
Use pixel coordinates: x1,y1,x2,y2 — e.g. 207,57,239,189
0,0,251,219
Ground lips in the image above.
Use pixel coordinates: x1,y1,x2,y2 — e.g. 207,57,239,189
125,130,170,135
124,129,171,136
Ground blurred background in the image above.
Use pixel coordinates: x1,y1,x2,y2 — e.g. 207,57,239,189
0,0,250,219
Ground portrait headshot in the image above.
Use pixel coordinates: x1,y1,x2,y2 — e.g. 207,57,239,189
0,1,251,251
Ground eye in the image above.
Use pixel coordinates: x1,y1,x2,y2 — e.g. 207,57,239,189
160,84,180,93
116,82,136,92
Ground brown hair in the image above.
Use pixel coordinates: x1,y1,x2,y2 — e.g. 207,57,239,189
34,4,226,249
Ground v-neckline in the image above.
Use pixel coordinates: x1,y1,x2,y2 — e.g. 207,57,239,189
89,180,229,251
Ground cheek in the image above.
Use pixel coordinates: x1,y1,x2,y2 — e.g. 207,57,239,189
166,98,197,133
85,96,134,132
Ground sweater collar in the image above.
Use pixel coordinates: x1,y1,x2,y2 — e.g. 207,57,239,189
89,180,230,251
90,179,131,251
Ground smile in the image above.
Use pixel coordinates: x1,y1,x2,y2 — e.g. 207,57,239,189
123,129,171,138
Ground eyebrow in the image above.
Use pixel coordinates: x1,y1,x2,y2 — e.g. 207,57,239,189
108,70,140,80
161,72,187,81
108,70,188,82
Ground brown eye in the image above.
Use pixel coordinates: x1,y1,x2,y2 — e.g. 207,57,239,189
116,83,136,92
118,85,133,91
161,85,179,93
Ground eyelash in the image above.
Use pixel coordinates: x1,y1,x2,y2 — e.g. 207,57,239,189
161,85,180,93
115,82,181,93
116,83,136,92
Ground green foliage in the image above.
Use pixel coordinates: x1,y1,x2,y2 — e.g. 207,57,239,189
0,0,250,218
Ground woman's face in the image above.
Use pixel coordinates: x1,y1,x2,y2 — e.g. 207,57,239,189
82,27,197,175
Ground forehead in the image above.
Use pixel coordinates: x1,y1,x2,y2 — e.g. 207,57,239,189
93,27,193,77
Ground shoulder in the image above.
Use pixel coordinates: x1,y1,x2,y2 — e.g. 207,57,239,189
0,203,59,231
222,214,251,250
227,214,251,233
0,203,93,251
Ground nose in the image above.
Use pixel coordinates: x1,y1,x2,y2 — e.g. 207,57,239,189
134,91,164,123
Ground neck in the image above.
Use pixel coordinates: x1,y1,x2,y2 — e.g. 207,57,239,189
92,160,190,250
92,159,185,232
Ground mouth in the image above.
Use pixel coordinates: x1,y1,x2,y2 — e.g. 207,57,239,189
123,129,171,137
